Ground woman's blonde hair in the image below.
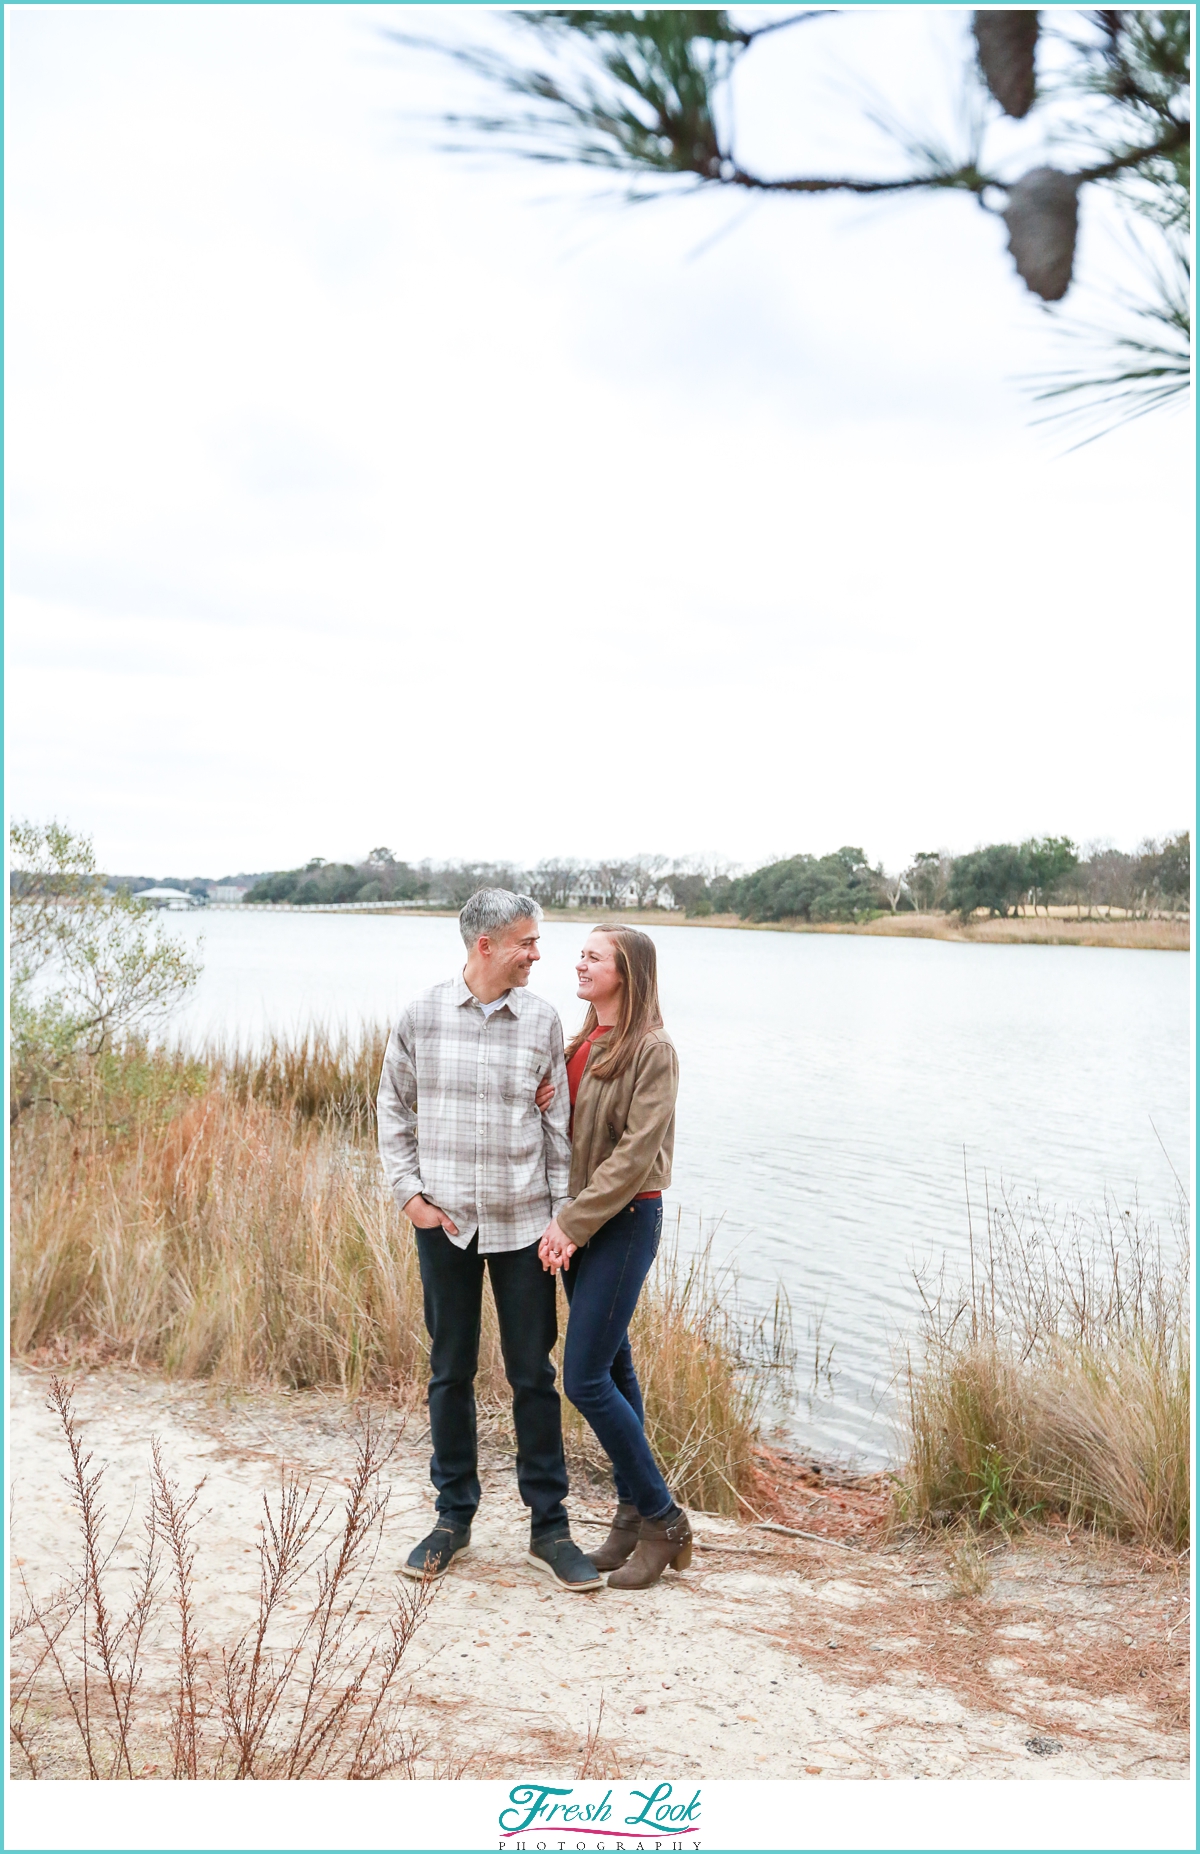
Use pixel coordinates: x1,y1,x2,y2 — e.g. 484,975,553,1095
565,926,663,1081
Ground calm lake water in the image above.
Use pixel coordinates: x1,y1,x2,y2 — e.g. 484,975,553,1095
168,911,1191,1465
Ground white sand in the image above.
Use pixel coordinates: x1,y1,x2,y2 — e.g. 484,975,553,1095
8,1366,1188,1781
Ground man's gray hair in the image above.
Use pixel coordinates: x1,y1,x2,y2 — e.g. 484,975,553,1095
459,888,543,950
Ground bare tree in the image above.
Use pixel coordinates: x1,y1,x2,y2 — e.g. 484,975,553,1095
903,850,954,914
876,869,910,915
526,859,583,907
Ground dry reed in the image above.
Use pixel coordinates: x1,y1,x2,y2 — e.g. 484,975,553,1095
901,1186,1190,1551
11,1380,435,1780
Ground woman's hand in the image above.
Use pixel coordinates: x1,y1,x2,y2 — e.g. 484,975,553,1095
537,1218,577,1274
403,1194,460,1237
535,1071,554,1113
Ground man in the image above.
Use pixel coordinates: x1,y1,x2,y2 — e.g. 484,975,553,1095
377,887,599,1591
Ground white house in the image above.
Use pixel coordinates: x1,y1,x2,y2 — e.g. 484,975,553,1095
565,879,608,909
133,886,199,910
563,877,679,911
211,885,249,903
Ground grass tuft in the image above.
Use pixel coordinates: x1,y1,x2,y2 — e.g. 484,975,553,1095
901,1187,1190,1552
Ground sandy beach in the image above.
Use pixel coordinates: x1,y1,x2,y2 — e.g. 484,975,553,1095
9,1365,1189,1782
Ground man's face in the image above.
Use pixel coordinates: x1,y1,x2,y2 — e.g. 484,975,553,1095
482,918,541,988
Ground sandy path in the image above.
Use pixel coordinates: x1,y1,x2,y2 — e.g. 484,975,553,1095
8,1365,1189,1780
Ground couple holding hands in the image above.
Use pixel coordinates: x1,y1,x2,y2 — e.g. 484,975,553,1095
377,888,691,1593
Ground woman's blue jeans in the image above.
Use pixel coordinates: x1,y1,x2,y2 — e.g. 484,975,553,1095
561,1197,674,1520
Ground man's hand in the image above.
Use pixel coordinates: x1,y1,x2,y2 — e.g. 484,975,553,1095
535,1071,554,1113
403,1194,460,1237
537,1218,577,1274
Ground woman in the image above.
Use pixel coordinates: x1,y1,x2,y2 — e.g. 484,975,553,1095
538,926,692,1590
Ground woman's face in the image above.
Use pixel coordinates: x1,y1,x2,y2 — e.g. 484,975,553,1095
575,931,623,1017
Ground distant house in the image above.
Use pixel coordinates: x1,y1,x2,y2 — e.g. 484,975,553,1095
565,879,608,909
133,886,199,911
211,885,248,903
563,877,677,910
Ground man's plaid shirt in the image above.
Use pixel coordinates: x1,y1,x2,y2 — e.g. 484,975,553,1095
377,974,572,1255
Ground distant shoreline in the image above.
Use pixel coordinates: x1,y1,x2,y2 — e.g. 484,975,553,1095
214,902,1189,951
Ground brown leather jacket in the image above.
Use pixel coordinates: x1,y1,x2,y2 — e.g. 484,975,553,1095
557,1027,678,1247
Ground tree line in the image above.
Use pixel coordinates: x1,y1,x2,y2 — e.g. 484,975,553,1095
242,835,1190,923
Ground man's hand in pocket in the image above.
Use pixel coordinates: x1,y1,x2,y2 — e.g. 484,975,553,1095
403,1194,460,1237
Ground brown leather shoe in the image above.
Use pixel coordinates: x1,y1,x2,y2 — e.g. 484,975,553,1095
606,1507,692,1589
591,1503,640,1572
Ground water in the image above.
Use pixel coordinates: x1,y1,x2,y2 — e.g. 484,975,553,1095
167,910,1191,1464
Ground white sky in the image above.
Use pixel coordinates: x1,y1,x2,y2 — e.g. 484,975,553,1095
6,4,1194,877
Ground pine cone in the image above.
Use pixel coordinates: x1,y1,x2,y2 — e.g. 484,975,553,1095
974,11,1039,119
1001,166,1079,301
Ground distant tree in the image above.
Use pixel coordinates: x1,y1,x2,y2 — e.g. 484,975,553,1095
706,870,738,915
527,859,584,907
373,859,428,903
243,869,302,903
1151,830,1190,912
244,854,429,906
1072,843,1138,916
663,871,711,915
947,843,1034,919
875,870,911,914
1022,835,1079,913
628,854,670,907
9,821,201,1123
662,856,740,916
904,850,954,914
732,847,880,923
586,858,638,909
1133,831,1191,915
426,863,526,908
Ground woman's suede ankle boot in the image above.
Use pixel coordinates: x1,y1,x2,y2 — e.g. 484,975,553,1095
590,1503,641,1572
606,1507,692,1589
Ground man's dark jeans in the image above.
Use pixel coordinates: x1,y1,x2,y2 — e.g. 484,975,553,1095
561,1197,673,1520
415,1228,569,1539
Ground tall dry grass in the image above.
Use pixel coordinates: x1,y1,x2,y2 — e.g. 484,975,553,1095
204,1025,390,1133
902,1186,1190,1551
11,1033,779,1514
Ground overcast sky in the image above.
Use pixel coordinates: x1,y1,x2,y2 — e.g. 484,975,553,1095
7,4,1193,877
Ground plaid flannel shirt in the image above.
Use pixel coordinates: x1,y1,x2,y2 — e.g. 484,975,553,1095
377,974,572,1255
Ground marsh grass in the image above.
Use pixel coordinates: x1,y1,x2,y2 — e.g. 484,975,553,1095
205,1025,390,1134
901,1186,1190,1552
11,1033,781,1514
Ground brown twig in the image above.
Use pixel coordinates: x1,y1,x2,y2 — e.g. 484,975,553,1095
48,1376,136,1778
150,1440,206,1779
